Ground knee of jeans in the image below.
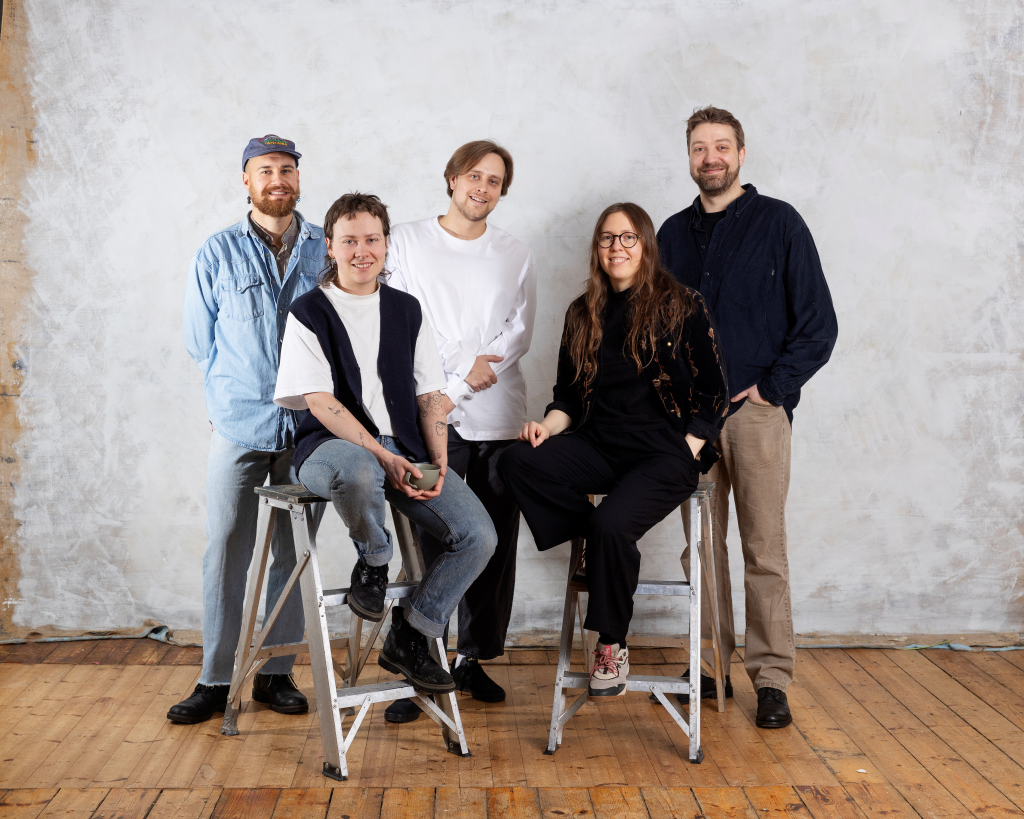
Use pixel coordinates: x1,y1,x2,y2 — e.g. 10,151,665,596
332,450,381,498
466,517,498,566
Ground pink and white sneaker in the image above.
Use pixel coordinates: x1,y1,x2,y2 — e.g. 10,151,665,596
588,642,629,697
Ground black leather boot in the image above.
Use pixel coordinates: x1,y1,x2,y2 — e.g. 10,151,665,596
252,673,308,714
384,698,422,724
348,558,389,622
452,659,506,702
167,683,229,724
378,607,455,693
756,687,792,728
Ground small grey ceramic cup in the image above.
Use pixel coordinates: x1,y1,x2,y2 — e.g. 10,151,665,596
405,462,441,490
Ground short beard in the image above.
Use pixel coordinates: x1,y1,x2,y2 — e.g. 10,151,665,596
454,194,494,223
251,186,299,218
691,163,739,196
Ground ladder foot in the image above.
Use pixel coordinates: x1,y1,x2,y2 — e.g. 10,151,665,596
322,762,346,781
446,741,471,758
690,746,704,765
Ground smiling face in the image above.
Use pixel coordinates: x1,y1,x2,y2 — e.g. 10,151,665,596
243,152,300,217
326,212,387,295
448,152,506,223
688,122,745,196
597,211,643,292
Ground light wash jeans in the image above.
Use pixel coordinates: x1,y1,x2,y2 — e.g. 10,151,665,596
201,432,323,685
299,436,497,639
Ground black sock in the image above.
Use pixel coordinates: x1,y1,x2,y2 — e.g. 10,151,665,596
598,632,626,649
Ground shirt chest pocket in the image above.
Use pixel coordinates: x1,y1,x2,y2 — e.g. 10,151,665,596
219,271,265,322
721,252,774,305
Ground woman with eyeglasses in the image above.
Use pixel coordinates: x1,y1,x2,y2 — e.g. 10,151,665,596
498,202,728,697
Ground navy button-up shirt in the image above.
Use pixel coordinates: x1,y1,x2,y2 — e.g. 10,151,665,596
657,185,838,422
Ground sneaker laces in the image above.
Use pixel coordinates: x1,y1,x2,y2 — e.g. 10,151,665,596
592,645,620,677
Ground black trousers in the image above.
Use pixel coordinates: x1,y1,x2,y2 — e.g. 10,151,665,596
417,426,520,660
498,427,699,643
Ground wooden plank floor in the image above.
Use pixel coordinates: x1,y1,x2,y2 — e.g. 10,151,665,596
0,641,1022,817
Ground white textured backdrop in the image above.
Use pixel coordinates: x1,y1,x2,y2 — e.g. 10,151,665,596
12,0,1024,641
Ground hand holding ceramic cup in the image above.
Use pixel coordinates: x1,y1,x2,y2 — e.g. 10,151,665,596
405,462,441,491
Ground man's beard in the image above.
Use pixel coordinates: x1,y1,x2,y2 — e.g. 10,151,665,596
454,193,494,223
691,163,739,195
251,186,299,218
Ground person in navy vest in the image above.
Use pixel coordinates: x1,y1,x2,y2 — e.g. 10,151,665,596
174,135,323,725
274,192,497,693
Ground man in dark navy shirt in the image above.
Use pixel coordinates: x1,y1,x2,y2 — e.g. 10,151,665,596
658,106,838,729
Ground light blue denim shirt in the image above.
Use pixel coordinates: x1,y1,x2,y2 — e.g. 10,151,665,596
183,211,325,452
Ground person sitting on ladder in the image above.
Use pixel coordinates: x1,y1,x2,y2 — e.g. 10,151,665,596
274,192,497,693
498,202,728,698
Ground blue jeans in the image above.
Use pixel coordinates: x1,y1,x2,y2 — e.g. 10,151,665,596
201,432,322,685
299,436,497,638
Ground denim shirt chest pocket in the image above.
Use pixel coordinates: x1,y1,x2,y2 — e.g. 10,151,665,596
219,268,266,322
721,251,774,306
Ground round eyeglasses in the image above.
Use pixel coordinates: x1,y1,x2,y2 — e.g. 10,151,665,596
598,232,639,248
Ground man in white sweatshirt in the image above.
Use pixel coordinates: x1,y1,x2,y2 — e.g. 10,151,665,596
385,140,536,719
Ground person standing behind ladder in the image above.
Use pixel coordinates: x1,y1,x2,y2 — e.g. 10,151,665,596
383,140,537,722
657,107,838,729
174,135,324,724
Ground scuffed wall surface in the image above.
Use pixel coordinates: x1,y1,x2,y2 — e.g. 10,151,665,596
7,0,1024,640
0,0,36,639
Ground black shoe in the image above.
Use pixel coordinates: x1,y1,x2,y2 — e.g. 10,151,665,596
452,659,506,703
649,670,732,704
384,698,423,724
378,608,455,693
756,687,792,728
348,558,389,622
167,683,228,724
252,673,308,715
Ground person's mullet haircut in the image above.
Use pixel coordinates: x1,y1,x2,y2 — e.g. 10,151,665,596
686,106,745,151
320,191,392,287
443,140,514,198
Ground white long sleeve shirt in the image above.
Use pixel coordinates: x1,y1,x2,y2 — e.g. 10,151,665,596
387,217,537,441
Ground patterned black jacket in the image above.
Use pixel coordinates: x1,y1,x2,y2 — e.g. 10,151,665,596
545,289,729,470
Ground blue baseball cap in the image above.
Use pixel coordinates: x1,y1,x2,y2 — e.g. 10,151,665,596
242,134,302,171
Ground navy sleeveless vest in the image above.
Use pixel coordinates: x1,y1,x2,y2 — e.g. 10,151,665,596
290,283,428,471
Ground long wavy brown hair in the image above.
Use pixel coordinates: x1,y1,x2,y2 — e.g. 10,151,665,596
565,202,695,385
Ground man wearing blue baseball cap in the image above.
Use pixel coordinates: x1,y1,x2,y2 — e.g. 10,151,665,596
174,135,325,724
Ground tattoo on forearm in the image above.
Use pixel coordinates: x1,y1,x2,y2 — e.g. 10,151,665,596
434,420,446,437
416,391,445,416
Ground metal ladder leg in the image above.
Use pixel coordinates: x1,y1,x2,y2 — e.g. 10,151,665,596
390,504,470,757
546,538,587,754
687,495,704,763
697,490,727,713
222,499,275,735
290,504,347,781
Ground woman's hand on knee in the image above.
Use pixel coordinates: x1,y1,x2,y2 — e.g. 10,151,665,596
518,421,550,448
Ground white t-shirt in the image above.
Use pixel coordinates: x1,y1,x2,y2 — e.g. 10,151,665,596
274,283,447,437
387,217,536,441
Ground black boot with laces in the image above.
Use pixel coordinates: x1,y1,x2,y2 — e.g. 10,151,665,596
378,608,455,693
348,557,389,622
167,683,228,724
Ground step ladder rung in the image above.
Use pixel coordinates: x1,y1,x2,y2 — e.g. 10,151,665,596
322,581,418,608
560,670,692,694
